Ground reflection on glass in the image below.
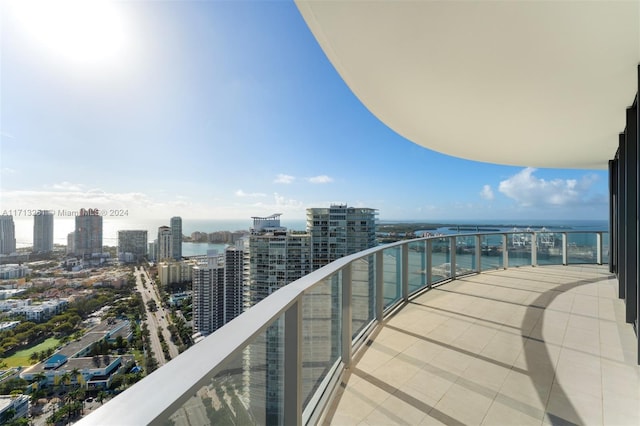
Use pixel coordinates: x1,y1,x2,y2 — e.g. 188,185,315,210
383,246,401,308
408,241,427,294
302,275,341,410
352,256,375,338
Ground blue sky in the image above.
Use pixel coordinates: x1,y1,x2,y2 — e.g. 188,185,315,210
0,0,609,229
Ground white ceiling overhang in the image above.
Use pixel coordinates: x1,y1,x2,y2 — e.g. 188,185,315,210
295,1,640,169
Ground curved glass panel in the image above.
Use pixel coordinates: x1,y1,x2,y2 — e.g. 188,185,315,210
408,240,427,293
455,234,476,275
536,231,563,265
507,231,532,267
567,232,598,264
431,236,452,283
302,275,341,410
480,234,504,271
352,256,375,339
382,246,401,308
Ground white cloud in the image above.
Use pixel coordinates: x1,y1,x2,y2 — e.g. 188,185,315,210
498,167,600,207
480,184,494,200
274,174,295,184
0,131,16,140
0,187,181,219
307,175,333,184
51,181,85,191
248,193,305,216
1,168,16,175
235,189,266,198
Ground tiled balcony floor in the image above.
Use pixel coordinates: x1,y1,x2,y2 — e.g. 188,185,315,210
325,265,640,425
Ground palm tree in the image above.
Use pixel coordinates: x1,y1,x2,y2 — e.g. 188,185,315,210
70,368,81,387
33,372,47,390
60,372,71,393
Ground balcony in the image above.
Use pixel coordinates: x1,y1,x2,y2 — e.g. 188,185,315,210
76,230,639,426
327,264,638,425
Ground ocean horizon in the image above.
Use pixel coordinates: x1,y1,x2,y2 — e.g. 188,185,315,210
11,216,608,249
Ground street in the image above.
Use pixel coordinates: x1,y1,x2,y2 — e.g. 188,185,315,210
134,266,180,367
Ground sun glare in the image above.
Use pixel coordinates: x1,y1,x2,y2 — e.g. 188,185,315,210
7,0,128,68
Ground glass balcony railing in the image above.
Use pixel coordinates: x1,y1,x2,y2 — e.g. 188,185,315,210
76,230,608,426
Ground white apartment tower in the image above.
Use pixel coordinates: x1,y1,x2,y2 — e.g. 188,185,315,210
191,245,246,337
306,204,378,270
157,226,172,261
192,252,225,336
33,211,54,253
247,214,312,305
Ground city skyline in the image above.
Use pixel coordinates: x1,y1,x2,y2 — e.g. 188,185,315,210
1,1,608,228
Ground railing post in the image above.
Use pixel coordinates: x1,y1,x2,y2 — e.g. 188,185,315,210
475,235,482,272
531,232,537,267
426,239,433,288
597,232,603,265
284,300,302,426
341,265,352,368
502,234,508,269
375,251,383,320
450,236,457,279
402,243,409,301
562,233,568,265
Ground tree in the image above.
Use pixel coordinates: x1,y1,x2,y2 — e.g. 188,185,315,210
0,408,16,424
33,372,47,388
60,372,71,391
71,368,81,386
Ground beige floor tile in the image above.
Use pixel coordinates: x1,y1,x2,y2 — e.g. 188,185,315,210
372,357,422,390
461,357,511,392
481,398,545,426
330,266,639,426
401,339,444,364
545,382,603,425
427,347,476,377
363,391,429,426
603,392,640,426
403,368,456,403
498,369,552,411
329,384,380,424
432,382,494,425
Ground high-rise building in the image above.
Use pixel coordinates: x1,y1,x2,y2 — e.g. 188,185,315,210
66,232,75,255
307,204,378,353
224,243,245,324
148,241,158,262
157,226,172,261
247,214,312,305
74,209,103,257
0,215,16,255
191,243,245,337
117,230,148,262
170,216,182,260
192,252,225,336
33,211,54,253
307,204,377,270
247,214,312,424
